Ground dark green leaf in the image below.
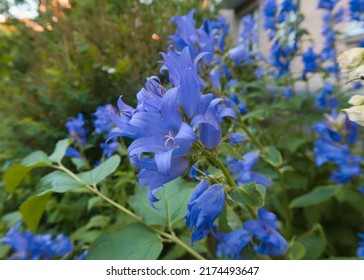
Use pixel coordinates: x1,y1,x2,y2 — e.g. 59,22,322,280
20,151,52,166
4,151,52,192
296,224,326,259
261,146,283,167
49,139,72,163
87,223,163,260
37,170,83,193
19,192,52,231
230,182,266,209
79,155,120,185
217,142,243,160
290,185,340,208
288,241,306,260
129,177,193,227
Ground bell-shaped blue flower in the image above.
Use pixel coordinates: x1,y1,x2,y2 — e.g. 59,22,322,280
243,208,288,256
214,227,251,259
185,181,225,244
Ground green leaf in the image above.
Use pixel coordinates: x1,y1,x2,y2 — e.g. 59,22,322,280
49,139,72,163
217,142,243,160
290,185,340,208
21,151,51,166
218,204,242,233
19,192,52,231
79,155,120,185
288,241,306,260
1,211,22,227
296,224,326,259
4,165,33,192
129,177,193,227
4,151,52,192
37,170,83,194
261,146,283,167
87,223,163,260
229,182,266,209
334,188,364,214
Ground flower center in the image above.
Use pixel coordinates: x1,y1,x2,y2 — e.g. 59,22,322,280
164,131,177,148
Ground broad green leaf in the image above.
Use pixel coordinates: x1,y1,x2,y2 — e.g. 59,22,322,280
4,165,33,193
334,188,364,214
87,223,163,260
21,151,51,166
1,211,22,227
297,224,326,260
79,155,120,185
288,241,306,260
0,244,10,260
20,192,52,231
261,146,283,167
49,138,72,163
4,151,52,192
290,185,340,208
129,177,193,227
37,170,83,193
229,182,266,209
217,142,243,160
218,204,242,233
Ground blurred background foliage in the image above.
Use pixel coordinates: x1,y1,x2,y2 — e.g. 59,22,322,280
0,0,218,159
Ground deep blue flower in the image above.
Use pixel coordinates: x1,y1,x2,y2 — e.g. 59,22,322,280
243,208,288,256
238,101,248,114
318,0,339,10
357,233,364,258
349,0,364,21
316,81,338,109
279,0,297,23
65,147,81,159
263,0,277,39
0,224,73,260
76,250,88,260
302,46,318,79
100,141,119,158
66,113,88,146
185,181,225,244
229,132,246,145
227,152,271,188
214,227,251,259
283,87,292,99
93,104,116,135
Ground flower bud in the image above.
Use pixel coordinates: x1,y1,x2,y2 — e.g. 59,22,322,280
338,48,364,72
343,105,364,127
348,95,364,106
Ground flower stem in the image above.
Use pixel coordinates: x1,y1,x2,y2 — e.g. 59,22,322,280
56,164,206,260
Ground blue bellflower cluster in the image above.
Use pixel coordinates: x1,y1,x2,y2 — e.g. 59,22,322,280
228,15,262,68
111,47,236,205
214,208,288,259
313,111,362,183
93,104,119,158
263,0,298,78
316,81,339,109
165,10,230,91
65,113,88,158
0,224,73,260
319,1,343,79
349,0,364,21
227,152,271,188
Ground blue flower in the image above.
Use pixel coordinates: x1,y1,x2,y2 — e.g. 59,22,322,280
227,152,271,188
65,147,81,159
185,181,225,244
349,0,364,21
316,82,338,109
318,0,339,10
229,132,246,145
0,224,73,260
100,141,119,158
66,113,88,146
214,227,251,259
263,0,277,39
93,104,116,135
279,0,297,23
243,208,288,256
357,233,364,258
302,46,318,79
283,87,292,99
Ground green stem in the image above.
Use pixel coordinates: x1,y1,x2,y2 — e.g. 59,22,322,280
237,121,293,236
56,164,205,260
203,150,237,189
